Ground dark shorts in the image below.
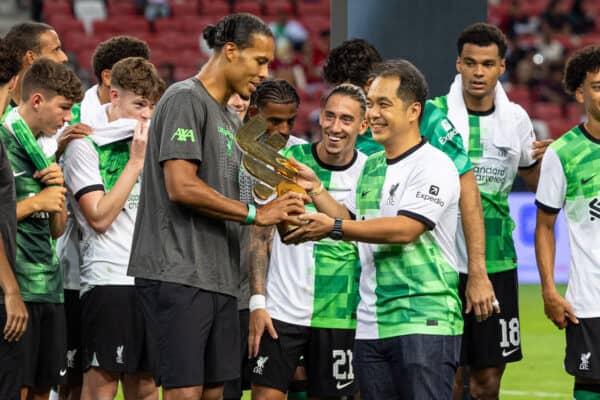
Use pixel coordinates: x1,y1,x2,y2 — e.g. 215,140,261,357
223,309,251,400
135,278,240,388
250,318,356,397
354,334,460,400
566,317,600,380
64,289,82,385
0,307,23,399
21,302,67,388
81,285,153,374
459,269,522,368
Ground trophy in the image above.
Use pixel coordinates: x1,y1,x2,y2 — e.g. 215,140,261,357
236,116,307,233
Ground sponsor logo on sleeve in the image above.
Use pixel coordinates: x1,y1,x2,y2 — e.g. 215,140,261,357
171,128,196,142
416,185,444,207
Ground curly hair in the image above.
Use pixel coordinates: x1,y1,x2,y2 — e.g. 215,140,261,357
323,39,382,88
564,45,600,94
202,13,272,51
92,36,150,83
457,23,508,58
110,57,165,104
21,58,83,103
4,22,54,64
321,83,367,117
0,38,21,85
249,78,299,110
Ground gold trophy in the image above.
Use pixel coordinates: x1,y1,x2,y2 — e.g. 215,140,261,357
236,116,307,233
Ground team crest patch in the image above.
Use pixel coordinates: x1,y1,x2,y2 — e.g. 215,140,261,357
580,352,591,371
253,356,269,375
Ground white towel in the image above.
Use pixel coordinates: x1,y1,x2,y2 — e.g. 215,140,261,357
446,74,517,152
90,116,138,147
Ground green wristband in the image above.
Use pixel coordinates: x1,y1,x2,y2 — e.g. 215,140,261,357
243,204,256,225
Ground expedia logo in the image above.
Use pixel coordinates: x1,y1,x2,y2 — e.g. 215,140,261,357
589,198,600,221
416,185,444,207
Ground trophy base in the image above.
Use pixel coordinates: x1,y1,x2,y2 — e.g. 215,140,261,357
276,181,307,236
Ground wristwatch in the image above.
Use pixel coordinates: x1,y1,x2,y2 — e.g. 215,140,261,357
329,218,343,240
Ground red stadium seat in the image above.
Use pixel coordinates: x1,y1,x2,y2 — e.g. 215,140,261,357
171,2,198,17
110,16,149,34
108,2,137,16
154,17,186,33
180,16,217,35
546,118,578,139
43,0,72,18
92,19,119,36
264,1,293,16
297,0,330,18
174,66,199,81
579,33,600,47
47,15,85,38
200,0,229,17
532,102,564,121
566,102,584,123
76,48,95,71
233,1,263,15
176,49,207,68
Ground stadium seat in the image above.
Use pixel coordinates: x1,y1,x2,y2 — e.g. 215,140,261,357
264,1,293,16
547,118,578,139
199,0,230,18
297,0,330,18
567,102,584,123
532,102,564,121
180,16,217,35
47,15,85,38
107,2,137,16
233,1,263,15
174,66,199,81
43,0,72,18
92,19,119,36
579,33,600,47
171,2,198,17
154,17,186,33
110,16,149,34
177,49,207,68
76,48,95,71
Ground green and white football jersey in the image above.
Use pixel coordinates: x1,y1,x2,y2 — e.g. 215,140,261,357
0,125,63,303
430,95,536,274
347,140,462,339
63,116,139,295
536,125,600,318
266,143,367,329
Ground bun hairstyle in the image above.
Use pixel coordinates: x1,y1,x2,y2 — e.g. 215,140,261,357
202,13,273,51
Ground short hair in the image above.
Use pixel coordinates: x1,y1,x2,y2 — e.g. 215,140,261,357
249,79,300,110
4,21,55,64
321,83,367,117
371,59,428,121
0,38,21,86
564,45,600,94
457,23,508,58
21,58,83,103
110,57,165,104
323,39,382,88
202,13,272,51
92,36,150,83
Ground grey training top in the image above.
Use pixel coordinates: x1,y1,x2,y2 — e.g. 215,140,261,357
128,78,243,297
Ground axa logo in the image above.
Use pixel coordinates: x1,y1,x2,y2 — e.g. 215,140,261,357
253,356,269,375
589,198,600,221
580,352,591,371
171,128,195,142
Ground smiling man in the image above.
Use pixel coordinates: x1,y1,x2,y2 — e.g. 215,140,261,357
428,23,547,400
127,14,308,400
250,83,368,400
0,58,82,400
286,59,463,400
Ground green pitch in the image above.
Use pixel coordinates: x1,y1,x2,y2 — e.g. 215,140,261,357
116,284,572,400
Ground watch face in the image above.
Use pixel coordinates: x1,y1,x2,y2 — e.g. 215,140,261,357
329,230,343,240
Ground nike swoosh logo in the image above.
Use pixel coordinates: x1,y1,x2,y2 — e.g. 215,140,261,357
336,380,354,390
13,170,27,177
502,347,520,357
59,369,67,376
581,175,596,185
361,191,370,198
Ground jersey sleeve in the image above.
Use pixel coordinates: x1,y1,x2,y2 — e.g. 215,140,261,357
396,155,459,230
422,101,472,176
63,139,103,200
516,108,537,168
535,147,565,214
157,91,206,165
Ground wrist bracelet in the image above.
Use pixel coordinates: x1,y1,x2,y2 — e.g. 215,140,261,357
249,294,266,311
243,204,256,225
308,182,324,197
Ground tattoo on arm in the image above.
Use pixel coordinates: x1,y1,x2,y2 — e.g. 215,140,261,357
248,225,275,295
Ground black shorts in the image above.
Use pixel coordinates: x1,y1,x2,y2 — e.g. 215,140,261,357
21,302,67,388
223,309,251,400
250,319,356,397
565,317,600,379
0,307,23,400
135,278,240,388
81,286,153,374
64,289,82,385
459,269,522,368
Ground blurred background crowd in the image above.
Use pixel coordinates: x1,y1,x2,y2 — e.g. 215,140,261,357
0,0,599,141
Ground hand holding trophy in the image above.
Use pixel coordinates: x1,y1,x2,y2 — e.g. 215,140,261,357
236,116,310,234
